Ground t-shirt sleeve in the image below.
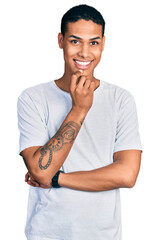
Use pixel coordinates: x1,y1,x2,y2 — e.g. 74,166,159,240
17,90,49,155
113,93,142,153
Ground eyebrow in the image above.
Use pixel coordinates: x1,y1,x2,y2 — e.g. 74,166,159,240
68,35,101,40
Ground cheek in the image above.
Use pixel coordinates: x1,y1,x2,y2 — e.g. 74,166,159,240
91,49,102,69
64,45,76,59
95,47,103,57
92,48,102,64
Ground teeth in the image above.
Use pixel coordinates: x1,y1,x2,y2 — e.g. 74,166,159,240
75,60,91,66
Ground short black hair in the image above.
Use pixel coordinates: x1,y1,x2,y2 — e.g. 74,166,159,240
61,4,105,36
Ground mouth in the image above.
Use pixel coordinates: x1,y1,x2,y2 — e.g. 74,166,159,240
73,59,93,70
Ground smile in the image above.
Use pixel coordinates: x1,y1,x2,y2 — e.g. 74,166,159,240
74,59,93,69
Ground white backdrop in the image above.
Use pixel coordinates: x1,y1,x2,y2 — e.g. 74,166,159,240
0,0,160,239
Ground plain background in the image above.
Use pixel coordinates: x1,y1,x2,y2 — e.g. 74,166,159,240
0,0,160,239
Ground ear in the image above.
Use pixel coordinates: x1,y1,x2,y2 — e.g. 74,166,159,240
58,33,64,49
102,35,105,51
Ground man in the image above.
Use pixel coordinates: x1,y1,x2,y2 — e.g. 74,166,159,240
17,4,142,240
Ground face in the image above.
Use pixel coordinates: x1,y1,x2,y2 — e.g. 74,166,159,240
58,19,105,78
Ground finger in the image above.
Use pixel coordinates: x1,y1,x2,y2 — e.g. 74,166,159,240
89,81,95,91
27,180,35,187
27,180,40,187
39,184,48,189
77,75,87,89
70,70,83,91
26,172,40,187
39,184,51,189
30,179,38,185
84,79,91,89
30,178,40,187
25,172,29,182
34,182,40,187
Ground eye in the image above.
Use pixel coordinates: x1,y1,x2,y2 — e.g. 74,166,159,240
90,41,99,46
71,40,79,44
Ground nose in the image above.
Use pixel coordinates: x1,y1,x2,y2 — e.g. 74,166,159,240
78,43,89,58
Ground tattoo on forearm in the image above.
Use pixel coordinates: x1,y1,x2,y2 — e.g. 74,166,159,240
39,121,80,170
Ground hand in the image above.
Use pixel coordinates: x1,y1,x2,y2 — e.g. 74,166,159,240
70,71,95,115
25,172,52,189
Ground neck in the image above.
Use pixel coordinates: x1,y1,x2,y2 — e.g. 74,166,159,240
55,70,99,93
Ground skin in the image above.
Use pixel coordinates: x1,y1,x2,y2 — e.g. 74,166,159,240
55,19,105,93
22,70,95,186
24,19,142,191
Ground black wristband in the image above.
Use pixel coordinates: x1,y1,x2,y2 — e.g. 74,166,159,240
52,170,64,188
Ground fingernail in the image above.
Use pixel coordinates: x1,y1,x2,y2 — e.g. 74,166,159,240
79,70,83,73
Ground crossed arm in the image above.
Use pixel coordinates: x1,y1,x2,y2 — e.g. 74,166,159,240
25,149,142,192
21,107,142,192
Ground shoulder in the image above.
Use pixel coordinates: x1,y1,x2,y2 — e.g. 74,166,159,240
17,81,53,119
18,81,52,102
101,80,135,105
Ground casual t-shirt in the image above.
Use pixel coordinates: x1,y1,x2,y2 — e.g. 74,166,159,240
17,79,142,240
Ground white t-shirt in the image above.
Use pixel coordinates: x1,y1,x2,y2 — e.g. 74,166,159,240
17,79,142,240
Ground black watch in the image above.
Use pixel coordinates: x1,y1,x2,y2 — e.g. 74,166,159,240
52,170,64,188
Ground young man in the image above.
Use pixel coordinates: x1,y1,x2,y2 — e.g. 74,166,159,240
17,4,142,240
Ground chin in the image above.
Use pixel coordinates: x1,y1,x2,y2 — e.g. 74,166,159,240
73,65,94,75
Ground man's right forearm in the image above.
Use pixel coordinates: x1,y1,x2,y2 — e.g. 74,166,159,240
22,71,95,185
28,108,86,185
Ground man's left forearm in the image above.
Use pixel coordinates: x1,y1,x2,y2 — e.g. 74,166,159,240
58,161,136,192
26,150,141,191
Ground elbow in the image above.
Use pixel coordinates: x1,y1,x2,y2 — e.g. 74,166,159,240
29,169,52,186
126,178,136,188
38,175,52,186
123,171,137,188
